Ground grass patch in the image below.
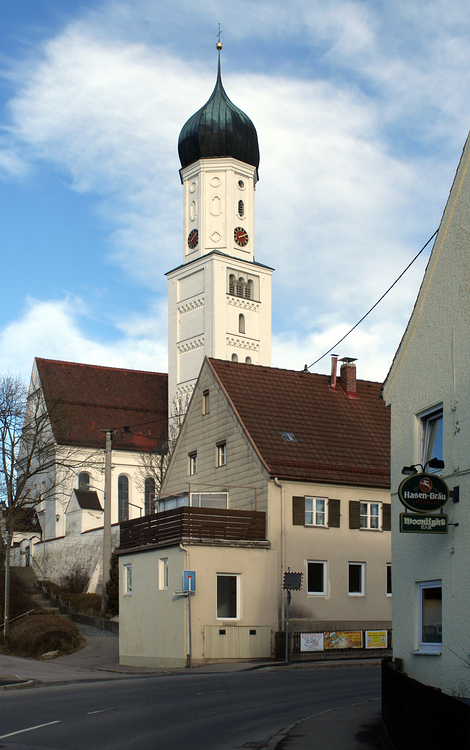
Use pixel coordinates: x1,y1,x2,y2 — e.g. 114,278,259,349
1,615,84,659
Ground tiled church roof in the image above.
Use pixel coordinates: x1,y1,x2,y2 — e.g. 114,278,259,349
208,359,390,488
35,358,168,453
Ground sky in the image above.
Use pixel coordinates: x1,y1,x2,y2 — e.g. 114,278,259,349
1,0,470,384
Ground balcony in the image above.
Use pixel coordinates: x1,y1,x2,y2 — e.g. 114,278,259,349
119,506,266,552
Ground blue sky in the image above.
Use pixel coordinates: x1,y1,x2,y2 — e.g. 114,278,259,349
1,0,470,382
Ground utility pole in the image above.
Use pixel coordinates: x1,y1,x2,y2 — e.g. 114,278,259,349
102,429,113,588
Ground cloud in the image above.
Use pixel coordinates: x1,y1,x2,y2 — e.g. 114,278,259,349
0,296,168,380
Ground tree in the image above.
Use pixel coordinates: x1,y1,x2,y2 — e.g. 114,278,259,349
0,374,99,634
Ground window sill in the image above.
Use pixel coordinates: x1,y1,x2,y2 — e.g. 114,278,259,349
304,524,328,529
410,649,442,656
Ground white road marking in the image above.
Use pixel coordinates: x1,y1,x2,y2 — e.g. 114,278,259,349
0,720,61,739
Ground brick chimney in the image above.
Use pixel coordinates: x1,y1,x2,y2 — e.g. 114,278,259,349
340,357,357,396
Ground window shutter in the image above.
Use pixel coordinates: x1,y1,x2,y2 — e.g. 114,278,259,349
349,500,361,529
328,499,341,528
292,496,305,525
383,503,391,531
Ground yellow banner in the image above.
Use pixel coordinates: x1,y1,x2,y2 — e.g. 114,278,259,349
365,630,388,649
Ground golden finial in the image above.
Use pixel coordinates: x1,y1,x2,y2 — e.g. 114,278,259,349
216,22,222,50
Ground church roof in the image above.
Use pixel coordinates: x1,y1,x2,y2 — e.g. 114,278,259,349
35,358,168,453
74,489,103,511
178,53,260,171
207,359,390,488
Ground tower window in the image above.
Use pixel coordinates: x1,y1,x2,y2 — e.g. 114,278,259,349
238,200,244,217
229,274,236,295
245,356,252,365
231,353,238,362
239,314,245,334
246,279,253,299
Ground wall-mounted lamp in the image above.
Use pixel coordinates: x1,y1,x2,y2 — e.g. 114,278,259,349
401,458,445,475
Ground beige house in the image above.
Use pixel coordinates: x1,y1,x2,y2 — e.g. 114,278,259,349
119,356,392,667
383,130,470,700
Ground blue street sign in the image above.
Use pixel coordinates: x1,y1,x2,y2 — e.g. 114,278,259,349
184,570,196,592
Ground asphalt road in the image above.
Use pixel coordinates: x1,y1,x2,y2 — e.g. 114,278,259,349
0,665,380,750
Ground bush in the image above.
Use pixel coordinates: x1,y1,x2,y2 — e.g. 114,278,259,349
3,615,84,658
0,570,42,622
60,562,90,594
66,592,102,613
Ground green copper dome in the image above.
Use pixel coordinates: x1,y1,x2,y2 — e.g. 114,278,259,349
178,54,260,172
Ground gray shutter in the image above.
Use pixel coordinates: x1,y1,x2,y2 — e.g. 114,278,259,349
349,500,361,529
383,503,391,531
328,499,341,528
292,496,305,525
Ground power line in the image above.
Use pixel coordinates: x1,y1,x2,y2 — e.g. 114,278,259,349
306,229,439,370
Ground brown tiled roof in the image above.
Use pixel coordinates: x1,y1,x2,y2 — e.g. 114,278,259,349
35,358,167,452
208,359,390,488
74,490,103,511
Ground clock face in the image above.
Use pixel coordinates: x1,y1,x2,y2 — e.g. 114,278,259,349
187,229,198,249
234,227,249,247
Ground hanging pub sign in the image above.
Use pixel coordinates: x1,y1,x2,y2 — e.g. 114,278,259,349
400,513,448,534
398,473,449,513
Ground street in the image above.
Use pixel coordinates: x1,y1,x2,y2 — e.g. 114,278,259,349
0,665,380,749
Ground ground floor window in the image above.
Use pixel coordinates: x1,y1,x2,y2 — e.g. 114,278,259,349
217,574,238,619
124,563,132,595
418,580,442,651
307,561,327,595
348,562,365,596
159,558,169,590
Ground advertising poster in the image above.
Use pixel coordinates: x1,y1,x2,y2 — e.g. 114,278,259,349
300,633,324,652
365,630,388,649
324,631,362,649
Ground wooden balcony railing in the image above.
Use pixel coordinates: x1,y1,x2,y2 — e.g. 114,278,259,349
119,506,266,552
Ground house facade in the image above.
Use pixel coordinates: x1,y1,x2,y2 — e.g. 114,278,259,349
383,131,470,701
118,355,392,666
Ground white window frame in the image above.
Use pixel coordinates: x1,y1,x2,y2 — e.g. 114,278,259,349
307,560,327,596
305,497,327,527
216,442,227,467
188,452,197,476
348,562,365,597
386,563,392,597
216,574,240,620
360,501,382,530
159,558,169,590
123,563,132,595
416,580,442,653
419,405,443,470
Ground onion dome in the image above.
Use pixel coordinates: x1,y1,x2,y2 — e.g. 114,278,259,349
178,51,260,172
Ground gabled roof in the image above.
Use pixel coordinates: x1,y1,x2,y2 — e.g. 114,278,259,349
208,359,390,488
35,358,168,452
73,490,103,511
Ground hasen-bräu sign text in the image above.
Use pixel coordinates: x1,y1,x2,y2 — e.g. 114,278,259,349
398,473,449,513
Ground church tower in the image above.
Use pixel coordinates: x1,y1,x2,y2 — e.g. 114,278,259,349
167,45,273,412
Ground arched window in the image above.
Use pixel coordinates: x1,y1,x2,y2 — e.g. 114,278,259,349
237,277,245,297
245,356,252,364
246,279,254,299
118,475,129,522
239,314,245,334
231,353,238,362
78,472,90,490
229,274,236,295
145,477,156,516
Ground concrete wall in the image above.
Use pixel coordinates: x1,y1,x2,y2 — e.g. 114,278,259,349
383,131,470,696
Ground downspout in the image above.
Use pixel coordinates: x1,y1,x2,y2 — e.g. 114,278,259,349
179,544,190,666
274,477,285,631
